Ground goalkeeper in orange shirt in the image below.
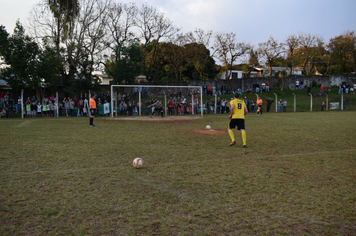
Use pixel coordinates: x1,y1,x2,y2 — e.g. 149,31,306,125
228,93,248,148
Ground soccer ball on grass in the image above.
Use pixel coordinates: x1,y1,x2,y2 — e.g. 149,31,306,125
133,158,144,168
206,125,211,130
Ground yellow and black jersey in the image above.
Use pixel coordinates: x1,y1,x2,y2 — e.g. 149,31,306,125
230,98,246,119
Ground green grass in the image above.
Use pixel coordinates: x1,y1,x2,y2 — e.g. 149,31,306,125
1,111,356,235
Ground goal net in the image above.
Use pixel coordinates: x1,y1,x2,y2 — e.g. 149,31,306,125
110,85,203,117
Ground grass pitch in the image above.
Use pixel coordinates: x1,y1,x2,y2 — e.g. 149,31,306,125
1,111,356,235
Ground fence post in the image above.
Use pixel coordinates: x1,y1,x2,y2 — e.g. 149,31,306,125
293,93,296,112
274,93,278,112
139,91,141,116
215,93,217,114
309,93,313,111
341,92,344,110
21,89,24,119
164,94,167,116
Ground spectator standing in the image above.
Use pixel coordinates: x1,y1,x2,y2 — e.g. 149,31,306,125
64,98,70,117
255,83,260,93
283,100,287,112
346,83,350,94
4,92,10,105
265,81,270,92
168,98,173,115
17,96,22,113
251,101,255,113
217,98,221,113
206,99,210,114
78,98,84,116
42,102,47,117
106,91,111,102
70,98,75,117
4,101,11,118
221,99,226,114
244,97,250,113
300,79,304,90
278,99,283,112
31,102,37,118
117,93,122,104
321,100,325,111
25,100,31,118
320,85,324,96
296,79,300,89
37,102,42,117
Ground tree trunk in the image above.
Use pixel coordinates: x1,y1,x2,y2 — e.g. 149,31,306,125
279,77,284,92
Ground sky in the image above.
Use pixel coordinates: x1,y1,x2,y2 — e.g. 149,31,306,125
1,0,356,48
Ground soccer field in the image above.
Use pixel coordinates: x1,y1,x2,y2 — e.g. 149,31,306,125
1,111,355,235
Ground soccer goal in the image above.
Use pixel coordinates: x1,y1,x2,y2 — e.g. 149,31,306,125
110,85,203,117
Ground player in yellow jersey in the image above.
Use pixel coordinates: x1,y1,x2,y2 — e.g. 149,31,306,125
228,93,248,148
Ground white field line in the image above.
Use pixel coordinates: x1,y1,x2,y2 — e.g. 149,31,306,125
17,118,73,127
3,149,355,175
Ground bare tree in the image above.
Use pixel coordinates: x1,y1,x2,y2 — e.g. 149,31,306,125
135,3,180,80
285,34,299,76
257,36,285,77
105,2,137,62
185,28,213,46
298,33,322,76
213,32,250,80
28,0,112,92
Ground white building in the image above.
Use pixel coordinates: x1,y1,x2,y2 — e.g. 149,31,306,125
218,70,258,80
254,66,303,76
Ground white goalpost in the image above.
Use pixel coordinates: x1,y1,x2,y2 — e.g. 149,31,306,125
110,85,203,117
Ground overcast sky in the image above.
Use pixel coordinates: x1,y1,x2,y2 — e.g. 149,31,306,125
1,0,355,48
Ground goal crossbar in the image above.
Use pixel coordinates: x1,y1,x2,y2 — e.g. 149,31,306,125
110,85,203,117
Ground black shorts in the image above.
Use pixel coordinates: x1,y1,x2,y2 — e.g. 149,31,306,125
229,119,245,130
90,109,96,116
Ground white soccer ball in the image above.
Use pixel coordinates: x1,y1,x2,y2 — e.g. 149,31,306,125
133,158,144,168
206,125,211,130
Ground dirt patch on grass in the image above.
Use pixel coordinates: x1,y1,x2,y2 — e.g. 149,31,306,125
194,129,225,134
105,116,203,121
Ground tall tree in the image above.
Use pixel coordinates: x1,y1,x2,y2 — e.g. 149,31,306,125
328,31,356,74
298,33,322,76
0,22,40,90
107,43,144,85
285,34,299,76
213,32,250,80
136,3,179,81
0,22,61,97
257,36,285,77
47,0,80,53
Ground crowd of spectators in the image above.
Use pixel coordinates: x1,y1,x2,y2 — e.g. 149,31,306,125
1,81,354,118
